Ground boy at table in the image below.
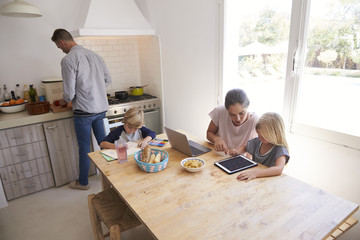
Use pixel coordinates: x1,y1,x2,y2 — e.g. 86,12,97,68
100,107,156,149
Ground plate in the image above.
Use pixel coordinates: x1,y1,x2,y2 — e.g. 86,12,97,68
0,101,27,113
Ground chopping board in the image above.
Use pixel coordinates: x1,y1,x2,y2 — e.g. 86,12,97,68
50,104,72,113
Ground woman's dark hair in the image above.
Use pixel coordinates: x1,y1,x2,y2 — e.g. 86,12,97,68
224,89,250,109
51,29,74,42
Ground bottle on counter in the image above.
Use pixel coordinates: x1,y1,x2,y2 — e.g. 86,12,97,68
0,87,4,102
29,84,37,102
3,84,11,101
23,85,30,102
15,84,23,99
11,91,16,100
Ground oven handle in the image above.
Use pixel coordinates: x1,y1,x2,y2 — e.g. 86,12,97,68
106,108,159,121
143,109,160,114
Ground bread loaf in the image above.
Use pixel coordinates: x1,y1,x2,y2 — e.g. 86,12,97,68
149,153,156,163
154,153,162,163
142,145,151,163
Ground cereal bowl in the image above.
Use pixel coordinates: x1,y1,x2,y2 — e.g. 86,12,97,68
181,157,206,173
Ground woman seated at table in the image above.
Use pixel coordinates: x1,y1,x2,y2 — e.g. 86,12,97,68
206,88,258,155
100,107,156,149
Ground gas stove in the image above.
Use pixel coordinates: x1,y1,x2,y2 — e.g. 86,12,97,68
106,94,160,118
108,94,157,105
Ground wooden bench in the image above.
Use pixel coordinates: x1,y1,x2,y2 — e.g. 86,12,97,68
325,216,358,240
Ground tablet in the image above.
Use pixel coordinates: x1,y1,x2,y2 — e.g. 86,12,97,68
214,155,258,174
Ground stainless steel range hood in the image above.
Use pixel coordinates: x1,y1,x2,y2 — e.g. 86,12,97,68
71,0,154,38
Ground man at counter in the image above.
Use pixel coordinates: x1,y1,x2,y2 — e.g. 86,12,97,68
51,29,112,190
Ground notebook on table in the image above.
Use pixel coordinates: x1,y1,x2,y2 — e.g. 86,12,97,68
164,127,212,157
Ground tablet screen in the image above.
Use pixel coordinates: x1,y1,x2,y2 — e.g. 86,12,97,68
214,155,257,174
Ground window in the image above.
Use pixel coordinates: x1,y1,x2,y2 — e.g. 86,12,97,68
223,0,360,149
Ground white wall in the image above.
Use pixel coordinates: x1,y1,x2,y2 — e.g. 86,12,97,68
0,0,161,100
0,0,83,88
137,0,219,138
0,0,217,139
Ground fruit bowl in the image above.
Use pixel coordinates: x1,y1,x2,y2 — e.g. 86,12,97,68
0,101,27,113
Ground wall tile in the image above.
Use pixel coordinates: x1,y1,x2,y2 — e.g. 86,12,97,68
75,36,161,97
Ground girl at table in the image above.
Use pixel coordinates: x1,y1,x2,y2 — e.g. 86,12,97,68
229,112,290,181
207,88,258,155
100,107,156,149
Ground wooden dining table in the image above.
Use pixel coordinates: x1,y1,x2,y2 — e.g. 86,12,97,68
88,131,358,240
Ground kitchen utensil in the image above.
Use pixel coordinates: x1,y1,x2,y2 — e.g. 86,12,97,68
115,91,128,100
129,85,149,96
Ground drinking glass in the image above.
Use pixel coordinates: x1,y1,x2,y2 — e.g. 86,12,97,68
115,138,127,163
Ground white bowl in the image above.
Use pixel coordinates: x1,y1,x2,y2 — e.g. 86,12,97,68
0,101,27,113
181,157,206,173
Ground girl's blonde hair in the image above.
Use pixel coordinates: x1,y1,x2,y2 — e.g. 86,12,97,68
122,107,144,129
256,112,289,152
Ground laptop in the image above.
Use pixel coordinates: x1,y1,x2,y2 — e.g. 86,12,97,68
164,127,212,157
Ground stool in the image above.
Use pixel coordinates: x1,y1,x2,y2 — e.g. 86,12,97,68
88,188,141,240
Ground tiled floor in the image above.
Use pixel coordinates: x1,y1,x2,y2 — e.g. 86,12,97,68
0,133,359,240
0,175,154,240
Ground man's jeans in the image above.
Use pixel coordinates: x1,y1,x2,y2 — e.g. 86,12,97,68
73,112,106,186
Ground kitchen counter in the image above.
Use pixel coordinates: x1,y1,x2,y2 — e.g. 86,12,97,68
0,110,73,130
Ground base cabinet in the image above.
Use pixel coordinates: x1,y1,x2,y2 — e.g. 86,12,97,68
43,118,96,187
0,118,97,200
0,124,55,200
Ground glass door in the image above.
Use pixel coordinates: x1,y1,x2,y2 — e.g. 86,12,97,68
223,0,292,116
223,0,360,149
289,0,360,149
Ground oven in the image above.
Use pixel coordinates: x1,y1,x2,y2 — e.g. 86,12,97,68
106,94,161,134
91,94,162,151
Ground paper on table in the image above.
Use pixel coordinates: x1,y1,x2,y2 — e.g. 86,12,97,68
126,142,141,155
101,142,141,160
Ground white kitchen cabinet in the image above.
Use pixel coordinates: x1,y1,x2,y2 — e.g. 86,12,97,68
43,118,96,187
0,124,55,200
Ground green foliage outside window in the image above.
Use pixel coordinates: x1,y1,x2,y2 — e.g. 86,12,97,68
238,0,360,76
